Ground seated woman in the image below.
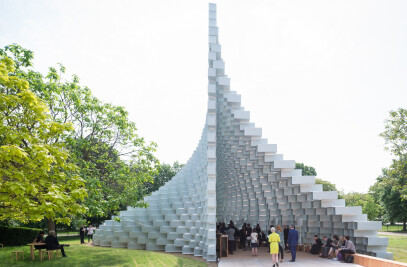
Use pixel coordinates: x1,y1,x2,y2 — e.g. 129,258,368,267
328,235,339,259
33,231,46,249
310,235,323,254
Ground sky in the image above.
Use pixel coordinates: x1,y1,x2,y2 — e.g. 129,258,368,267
1,0,406,193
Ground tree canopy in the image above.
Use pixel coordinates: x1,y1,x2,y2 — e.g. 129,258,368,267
295,162,317,176
1,44,160,226
0,55,86,224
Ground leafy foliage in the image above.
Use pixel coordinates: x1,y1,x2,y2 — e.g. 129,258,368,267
295,162,317,176
372,162,407,229
374,109,407,229
1,44,159,224
380,108,407,157
0,226,42,246
343,192,382,221
0,56,86,224
143,161,183,195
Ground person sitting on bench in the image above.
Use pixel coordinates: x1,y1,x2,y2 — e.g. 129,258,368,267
45,230,67,257
310,235,323,254
33,231,46,249
337,236,356,262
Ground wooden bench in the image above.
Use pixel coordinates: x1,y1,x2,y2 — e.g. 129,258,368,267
11,251,24,261
353,253,407,267
40,249,61,261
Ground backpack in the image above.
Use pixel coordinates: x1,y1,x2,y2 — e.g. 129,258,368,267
337,253,343,261
345,255,354,263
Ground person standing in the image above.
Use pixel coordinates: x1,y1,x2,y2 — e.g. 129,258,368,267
79,225,85,244
276,225,285,263
269,227,281,267
247,224,253,250
240,224,247,251
250,230,258,256
287,225,298,262
226,224,235,255
87,225,94,243
283,225,289,252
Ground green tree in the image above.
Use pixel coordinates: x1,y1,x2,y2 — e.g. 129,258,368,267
295,162,317,176
1,44,159,225
380,108,407,157
376,108,407,230
375,161,407,230
144,161,184,194
0,56,86,225
315,178,338,192
343,192,382,221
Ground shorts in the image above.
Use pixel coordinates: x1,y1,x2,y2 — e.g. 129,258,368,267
251,242,258,248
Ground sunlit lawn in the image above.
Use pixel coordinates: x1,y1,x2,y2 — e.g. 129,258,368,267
0,236,208,267
381,225,407,233
380,234,407,263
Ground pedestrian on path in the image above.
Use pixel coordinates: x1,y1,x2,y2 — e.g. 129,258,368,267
79,225,86,244
287,225,298,262
269,227,281,267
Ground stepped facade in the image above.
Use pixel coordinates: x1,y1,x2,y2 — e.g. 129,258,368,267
93,3,392,261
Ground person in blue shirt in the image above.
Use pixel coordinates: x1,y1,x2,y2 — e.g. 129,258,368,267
287,225,298,262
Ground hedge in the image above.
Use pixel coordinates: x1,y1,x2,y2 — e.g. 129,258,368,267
0,226,42,246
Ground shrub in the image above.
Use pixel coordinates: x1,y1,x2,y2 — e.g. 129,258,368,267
0,226,42,246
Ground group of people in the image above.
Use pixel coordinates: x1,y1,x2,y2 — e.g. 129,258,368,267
217,222,299,267
79,224,94,244
310,234,356,262
32,230,68,257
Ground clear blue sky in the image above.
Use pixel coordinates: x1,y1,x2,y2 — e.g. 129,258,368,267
1,0,406,192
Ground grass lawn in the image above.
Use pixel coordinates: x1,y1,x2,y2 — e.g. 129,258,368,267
381,225,407,233
0,236,208,267
380,234,407,263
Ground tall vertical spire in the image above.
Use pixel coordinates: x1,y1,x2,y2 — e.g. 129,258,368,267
92,3,392,262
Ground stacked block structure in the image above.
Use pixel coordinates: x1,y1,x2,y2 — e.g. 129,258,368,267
93,3,392,261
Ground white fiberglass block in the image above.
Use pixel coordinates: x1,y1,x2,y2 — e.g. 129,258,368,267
357,221,382,230
335,206,362,215
274,160,295,169
213,60,224,69
244,127,262,136
257,143,277,153
313,191,338,200
291,176,315,185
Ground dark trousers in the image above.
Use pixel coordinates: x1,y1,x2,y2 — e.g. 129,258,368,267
80,234,85,244
240,237,246,249
279,244,284,259
228,240,235,254
49,245,66,257
234,238,237,251
88,234,93,242
340,249,355,261
290,245,296,261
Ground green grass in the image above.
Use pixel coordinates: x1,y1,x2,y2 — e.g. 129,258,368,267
380,234,407,263
381,225,407,232
0,236,208,267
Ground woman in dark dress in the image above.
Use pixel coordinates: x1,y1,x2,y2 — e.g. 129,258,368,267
310,235,323,254
33,231,46,249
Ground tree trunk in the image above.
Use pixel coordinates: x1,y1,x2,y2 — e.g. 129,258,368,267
47,218,56,234
403,221,406,231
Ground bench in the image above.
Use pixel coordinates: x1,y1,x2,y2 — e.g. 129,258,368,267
353,254,407,267
40,249,61,261
11,251,24,261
